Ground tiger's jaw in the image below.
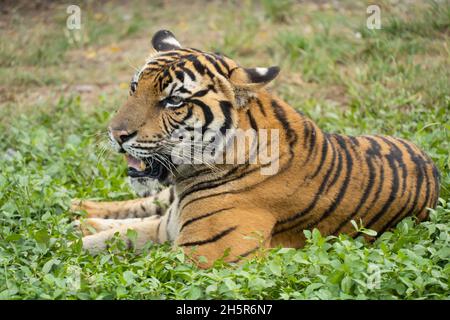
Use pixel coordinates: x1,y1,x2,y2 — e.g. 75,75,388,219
126,154,168,180
125,154,173,197
107,129,174,195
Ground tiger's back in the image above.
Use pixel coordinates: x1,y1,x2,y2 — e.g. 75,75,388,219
267,99,440,247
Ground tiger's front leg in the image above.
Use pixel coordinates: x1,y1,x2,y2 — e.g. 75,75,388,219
81,206,276,269
77,216,161,236
71,186,174,219
81,214,170,254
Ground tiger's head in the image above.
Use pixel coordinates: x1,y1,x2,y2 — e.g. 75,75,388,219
108,30,279,196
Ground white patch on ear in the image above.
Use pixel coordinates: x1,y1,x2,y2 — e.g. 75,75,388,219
162,37,181,48
255,67,268,75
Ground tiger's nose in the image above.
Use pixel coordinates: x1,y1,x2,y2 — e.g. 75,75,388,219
109,128,137,145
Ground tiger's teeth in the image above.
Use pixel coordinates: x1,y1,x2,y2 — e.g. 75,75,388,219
139,160,146,171
126,154,146,172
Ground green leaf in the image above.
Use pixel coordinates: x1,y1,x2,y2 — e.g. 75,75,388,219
122,271,136,286
268,261,282,276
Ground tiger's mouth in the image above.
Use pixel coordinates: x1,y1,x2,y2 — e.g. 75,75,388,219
125,154,170,181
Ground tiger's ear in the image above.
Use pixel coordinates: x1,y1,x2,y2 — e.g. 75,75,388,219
151,29,182,52
230,66,280,88
229,66,280,107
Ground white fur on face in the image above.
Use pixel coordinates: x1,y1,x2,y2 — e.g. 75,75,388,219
108,130,122,152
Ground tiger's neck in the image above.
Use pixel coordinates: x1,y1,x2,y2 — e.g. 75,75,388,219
236,89,328,167
174,90,330,192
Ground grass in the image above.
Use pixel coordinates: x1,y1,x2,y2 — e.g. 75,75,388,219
0,0,449,299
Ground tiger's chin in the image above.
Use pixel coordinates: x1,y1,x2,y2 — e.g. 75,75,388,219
129,177,165,197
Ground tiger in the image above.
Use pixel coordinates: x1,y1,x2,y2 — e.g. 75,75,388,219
71,30,440,268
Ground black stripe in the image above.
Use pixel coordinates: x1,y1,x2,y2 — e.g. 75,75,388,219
180,106,193,122
191,87,212,98
165,114,181,129
160,69,174,91
161,115,171,134
417,160,431,215
303,122,317,164
219,101,233,135
212,53,231,73
271,100,297,163
177,64,196,81
180,207,233,231
246,109,259,157
177,87,192,95
188,99,214,132
379,136,408,195
246,109,258,131
203,54,227,77
254,98,267,116
394,140,425,219
431,165,440,207
179,165,250,207
191,57,205,75
325,136,343,193
179,226,237,247
197,58,216,80
307,134,329,179
357,137,385,220
271,100,297,147
365,137,401,229
174,70,184,83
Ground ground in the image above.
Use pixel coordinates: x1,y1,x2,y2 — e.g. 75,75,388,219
0,0,449,299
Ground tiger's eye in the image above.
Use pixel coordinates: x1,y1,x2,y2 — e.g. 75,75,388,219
167,96,182,104
164,96,184,107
